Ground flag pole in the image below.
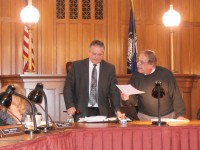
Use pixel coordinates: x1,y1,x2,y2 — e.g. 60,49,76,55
27,25,33,72
170,27,174,72
131,0,134,15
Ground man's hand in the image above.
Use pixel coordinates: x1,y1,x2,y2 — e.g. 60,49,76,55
67,107,76,115
120,93,130,101
177,116,190,121
116,111,123,119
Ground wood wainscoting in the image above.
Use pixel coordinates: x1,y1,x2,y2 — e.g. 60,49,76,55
0,74,199,121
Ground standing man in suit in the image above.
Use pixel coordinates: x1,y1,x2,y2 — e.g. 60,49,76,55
63,40,122,121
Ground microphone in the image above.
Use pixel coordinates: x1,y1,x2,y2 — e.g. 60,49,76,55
152,81,165,98
151,81,167,126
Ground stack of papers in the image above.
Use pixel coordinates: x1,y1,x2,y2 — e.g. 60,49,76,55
78,116,107,122
151,118,190,123
78,116,132,122
116,84,144,95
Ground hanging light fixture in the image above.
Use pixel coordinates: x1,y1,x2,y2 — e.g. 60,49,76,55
163,5,181,27
20,0,40,73
162,5,181,72
20,0,40,25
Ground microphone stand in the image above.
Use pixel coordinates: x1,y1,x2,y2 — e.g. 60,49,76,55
28,83,54,132
42,90,54,131
152,81,167,126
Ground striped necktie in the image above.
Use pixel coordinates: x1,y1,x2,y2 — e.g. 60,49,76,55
89,64,97,106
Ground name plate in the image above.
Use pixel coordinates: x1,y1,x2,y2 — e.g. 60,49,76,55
0,127,24,138
54,122,73,129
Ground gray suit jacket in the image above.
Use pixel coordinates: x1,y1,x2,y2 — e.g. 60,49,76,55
63,58,120,121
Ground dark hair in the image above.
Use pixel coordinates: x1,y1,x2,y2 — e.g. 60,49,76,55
89,40,105,50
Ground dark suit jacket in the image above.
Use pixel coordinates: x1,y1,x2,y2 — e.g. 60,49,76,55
63,58,120,121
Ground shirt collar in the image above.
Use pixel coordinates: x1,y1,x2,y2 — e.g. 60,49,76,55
89,60,100,67
144,67,156,75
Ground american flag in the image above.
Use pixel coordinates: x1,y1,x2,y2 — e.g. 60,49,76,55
127,0,137,74
23,25,35,73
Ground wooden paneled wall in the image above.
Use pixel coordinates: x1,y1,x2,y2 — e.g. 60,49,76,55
0,0,200,75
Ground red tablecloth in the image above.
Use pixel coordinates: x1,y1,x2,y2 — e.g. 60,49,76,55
0,126,200,150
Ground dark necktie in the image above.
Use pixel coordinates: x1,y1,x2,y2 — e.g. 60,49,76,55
89,64,97,106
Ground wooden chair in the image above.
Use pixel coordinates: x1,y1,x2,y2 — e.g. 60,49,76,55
197,108,200,119
66,62,72,74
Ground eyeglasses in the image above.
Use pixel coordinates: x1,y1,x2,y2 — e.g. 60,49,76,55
137,60,149,65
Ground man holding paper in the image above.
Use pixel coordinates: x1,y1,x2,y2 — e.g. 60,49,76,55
121,50,188,121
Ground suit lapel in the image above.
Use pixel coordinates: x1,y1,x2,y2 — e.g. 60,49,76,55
84,59,90,97
98,61,105,91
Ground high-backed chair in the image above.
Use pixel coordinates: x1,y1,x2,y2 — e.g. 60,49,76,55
197,109,200,119
66,62,72,74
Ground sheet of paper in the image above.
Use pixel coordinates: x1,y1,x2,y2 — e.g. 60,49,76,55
78,116,107,122
116,84,144,95
151,118,190,123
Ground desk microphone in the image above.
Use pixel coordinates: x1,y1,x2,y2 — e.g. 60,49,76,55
151,81,167,126
152,81,165,98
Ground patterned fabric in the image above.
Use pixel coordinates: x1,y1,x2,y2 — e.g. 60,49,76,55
89,64,97,106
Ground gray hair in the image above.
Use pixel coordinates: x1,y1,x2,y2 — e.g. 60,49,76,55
89,40,105,51
140,50,157,66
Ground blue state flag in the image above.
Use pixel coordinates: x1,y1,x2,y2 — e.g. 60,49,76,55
127,0,137,74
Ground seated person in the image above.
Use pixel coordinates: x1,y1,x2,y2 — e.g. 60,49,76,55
0,85,36,125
